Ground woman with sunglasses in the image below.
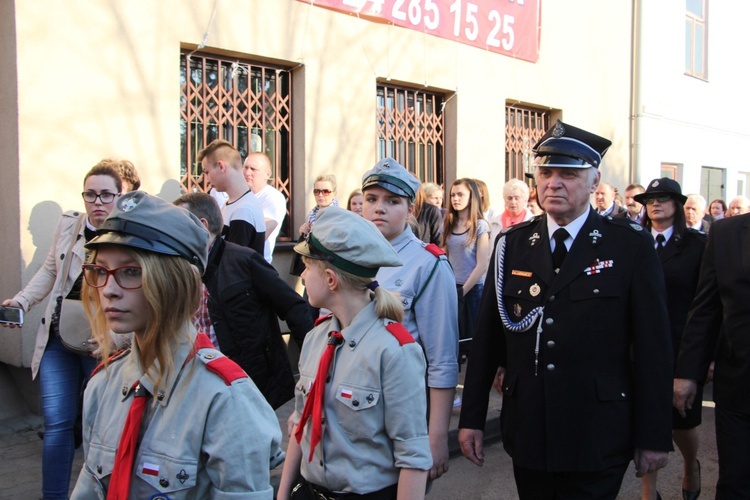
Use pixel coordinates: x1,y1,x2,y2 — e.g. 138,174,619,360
1,162,124,499
72,191,282,499
634,178,707,500
298,175,338,237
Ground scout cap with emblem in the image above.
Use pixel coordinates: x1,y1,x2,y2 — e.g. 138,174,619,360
633,177,687,205
532,120,612,169
294,206,402,278
86,191,209,273
361,157,421,202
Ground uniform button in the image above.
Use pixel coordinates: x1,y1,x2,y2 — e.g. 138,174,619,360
545,318,554,325
325,375,331,383
97,465,102,474
593,288,600,294
321,417,326,425
546,364,555,371
60,254,65,260
157,392,165,401
204,354,214,359
41,318,45,324
319,460,324,466
546,340,555,348
159,478,169,487
122,386,128,396
352,400,359,407
549,295,556,302
517,290,522,294
621,392,626,398
349,340,356,348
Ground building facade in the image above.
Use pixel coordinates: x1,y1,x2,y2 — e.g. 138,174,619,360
1,0,748,416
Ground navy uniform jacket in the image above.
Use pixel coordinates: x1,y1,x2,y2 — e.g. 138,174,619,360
459,208,674,472
657,228,707,362
677,214,750,413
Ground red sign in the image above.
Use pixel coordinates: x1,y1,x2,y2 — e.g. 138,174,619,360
297,0,540,63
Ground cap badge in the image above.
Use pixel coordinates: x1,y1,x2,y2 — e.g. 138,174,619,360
529,283,541,297
529,232,541,246
552,121,565,138
120,198,138,212
651,180,659,188
375,160,391,173
513,303,522,318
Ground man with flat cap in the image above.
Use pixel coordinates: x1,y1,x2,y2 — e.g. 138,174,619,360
458,121,674,498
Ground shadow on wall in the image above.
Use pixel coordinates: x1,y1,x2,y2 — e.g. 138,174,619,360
155,179,186,203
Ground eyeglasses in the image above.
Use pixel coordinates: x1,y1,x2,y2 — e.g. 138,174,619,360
313,189,333,196
82,191,119,204
643,195,672,205
82,265,143,289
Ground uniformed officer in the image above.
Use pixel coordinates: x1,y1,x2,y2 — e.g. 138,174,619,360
361,158,459,480
458,121,674,499
277,206,432,499
71,192,282,499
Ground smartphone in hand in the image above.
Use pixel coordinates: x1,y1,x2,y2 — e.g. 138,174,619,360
0,306,24,326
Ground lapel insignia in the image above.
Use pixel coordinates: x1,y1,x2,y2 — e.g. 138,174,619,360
394,279,403,287
513,303,522,317
529,232,541,246
589,229,602,244
529,283,541,297
583,259,614,275
630,223,643,231
511,270,533,278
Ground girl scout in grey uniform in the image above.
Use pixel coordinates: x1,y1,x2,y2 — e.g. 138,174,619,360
361,158,459,480
278,206,432,500
71,192,282,499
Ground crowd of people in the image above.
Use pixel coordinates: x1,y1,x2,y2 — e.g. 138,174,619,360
2,127,750,499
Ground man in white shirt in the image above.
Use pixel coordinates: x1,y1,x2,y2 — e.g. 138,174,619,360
244,152,287,263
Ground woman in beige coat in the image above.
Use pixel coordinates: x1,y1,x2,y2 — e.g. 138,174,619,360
2,162,122,499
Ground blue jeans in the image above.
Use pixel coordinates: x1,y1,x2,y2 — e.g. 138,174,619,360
38,334,97,499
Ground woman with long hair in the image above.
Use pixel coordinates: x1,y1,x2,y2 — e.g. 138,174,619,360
634,178,706,500
72,192,282,498
2,161,125,499
278,206,432,499
442,178,490,365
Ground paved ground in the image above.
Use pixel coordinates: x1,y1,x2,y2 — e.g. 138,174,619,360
0,372,717,499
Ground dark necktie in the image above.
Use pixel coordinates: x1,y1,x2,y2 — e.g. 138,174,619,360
552,228,569,272
295,331,344,462
108,383,150,500
655,233,666,256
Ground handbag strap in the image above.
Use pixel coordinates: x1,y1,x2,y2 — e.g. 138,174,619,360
59,213,87,285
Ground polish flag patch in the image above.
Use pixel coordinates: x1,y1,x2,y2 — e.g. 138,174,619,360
142,462,159,476
340,389,352,399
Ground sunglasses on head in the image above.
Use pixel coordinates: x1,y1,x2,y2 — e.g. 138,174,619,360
314,189,332,196
643,195,672,205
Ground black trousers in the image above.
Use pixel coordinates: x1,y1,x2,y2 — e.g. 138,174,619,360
716,405,750,499
512,462,629,499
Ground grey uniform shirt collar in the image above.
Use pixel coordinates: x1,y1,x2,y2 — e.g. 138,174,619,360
325,301,381,353
388,224,418,252
546,209,589,252
122,328,198,406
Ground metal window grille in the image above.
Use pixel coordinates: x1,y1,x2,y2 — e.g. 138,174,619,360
377,84,444,185
180,50,293,241
505,105,550,182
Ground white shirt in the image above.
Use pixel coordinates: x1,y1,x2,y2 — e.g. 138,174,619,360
651,226,674,248
254,184,286,263
546,209,590,252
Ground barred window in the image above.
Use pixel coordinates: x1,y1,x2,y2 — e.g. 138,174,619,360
505,104,550,182
180,50,293,241
685,0,707,79
377,83,444,185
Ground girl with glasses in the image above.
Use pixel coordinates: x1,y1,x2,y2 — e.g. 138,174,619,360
72,191,282,499
1,161,124,499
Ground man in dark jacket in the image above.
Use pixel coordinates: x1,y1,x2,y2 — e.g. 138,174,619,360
176,192,313,409
458,121,674,498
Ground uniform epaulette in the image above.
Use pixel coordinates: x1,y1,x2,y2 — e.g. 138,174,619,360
385,322,416,346
603,215,645,233
499,216,539,236
314,313,333,326
686,227,706,236
424,243,446,258
193,333,248,385
62,209,83,219
91,348,130,377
